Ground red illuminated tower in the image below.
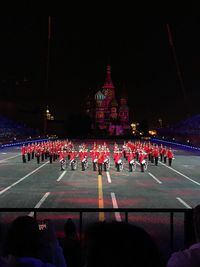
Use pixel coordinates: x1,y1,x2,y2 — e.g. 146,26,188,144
102,65,115,100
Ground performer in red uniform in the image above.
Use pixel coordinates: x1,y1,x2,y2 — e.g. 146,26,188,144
27,144,31,161
59,150,65,171
90,149,98,171
41,145,45,162
79,149,88,171
69,150,77,170
167,147,174,166
127,151,136,172
103,148,110,171
138,151,147,172
49,146,53,164
31,143,35,159
159,144,163,162
162,146,167,164
153,145,159,166
21,144,26,163
122,141,127,159
35,146,41,164
97,151,105,175
114,150,123,172
69,150,77,161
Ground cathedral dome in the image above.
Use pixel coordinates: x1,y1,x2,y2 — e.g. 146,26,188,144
95,90,106,101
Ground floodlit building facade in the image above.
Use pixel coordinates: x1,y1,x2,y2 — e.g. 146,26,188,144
85,65,130,136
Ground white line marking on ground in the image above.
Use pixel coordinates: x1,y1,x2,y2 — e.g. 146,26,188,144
111,192,122,222
1,153,7,155
0,154,21,163
106,171,112,183
29,192,50,217
176,197,192,209
148,172,162,184
0,162,49,195
57,171,67,181
160,161,200,186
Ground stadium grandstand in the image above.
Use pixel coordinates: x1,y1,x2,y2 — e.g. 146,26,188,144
0,115,39,144
157,113,200,147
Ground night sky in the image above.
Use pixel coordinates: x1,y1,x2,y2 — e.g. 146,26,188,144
0,12,200,129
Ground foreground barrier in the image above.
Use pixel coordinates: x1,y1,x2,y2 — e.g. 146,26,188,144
0,207,194,253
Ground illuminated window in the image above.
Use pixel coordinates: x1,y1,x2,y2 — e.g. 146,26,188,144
96,112,104,119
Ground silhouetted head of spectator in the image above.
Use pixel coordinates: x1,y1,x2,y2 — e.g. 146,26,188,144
84,221,164,267
4,215,41,258
64,218,77,239
193,204,200,242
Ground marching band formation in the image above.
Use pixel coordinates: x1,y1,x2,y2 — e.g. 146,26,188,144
21,139,174,174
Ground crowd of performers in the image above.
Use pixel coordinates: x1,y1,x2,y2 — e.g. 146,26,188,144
21,140,174,174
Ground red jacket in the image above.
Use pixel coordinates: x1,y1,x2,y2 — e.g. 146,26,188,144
114,153,122,163
127,153,135,163
98,153,105,164
59,152,65,161
79,151,88,161
21,146,26,155
138,153,147,163
69,152,77,161
167,150,173,159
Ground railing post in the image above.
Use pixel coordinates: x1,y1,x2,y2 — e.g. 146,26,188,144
79,211,83,267
34,210,37,220
125,211,128,223
80,211,83,243
170,211,174,252
184,209,195,247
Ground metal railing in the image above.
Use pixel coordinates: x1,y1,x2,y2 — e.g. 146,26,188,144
0,207,194,253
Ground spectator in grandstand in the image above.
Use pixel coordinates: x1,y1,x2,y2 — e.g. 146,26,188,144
2,215,67,267
167,204,200,267
59,218,82,267
83,221,164,267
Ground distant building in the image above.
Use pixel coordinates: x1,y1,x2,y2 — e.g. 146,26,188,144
85,65,130,136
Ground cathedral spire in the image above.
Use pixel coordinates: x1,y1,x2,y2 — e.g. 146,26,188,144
102,65,115,89
102,65,115,100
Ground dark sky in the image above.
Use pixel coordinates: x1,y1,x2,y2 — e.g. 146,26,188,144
0,13,200,127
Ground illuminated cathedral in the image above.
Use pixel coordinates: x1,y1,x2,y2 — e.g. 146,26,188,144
85,65,130,136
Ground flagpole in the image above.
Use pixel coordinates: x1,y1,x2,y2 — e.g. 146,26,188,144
166,24,188,108
44,16,51,135
46,15,51,98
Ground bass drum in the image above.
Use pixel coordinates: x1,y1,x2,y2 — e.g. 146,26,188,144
130,160,136,171
119,162,123,171
104,159,110,171
71,159,77,170
142,160,147,171
60,159,66,171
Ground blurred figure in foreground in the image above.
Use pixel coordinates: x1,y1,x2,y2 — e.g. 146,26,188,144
167,204,200,267
83,221,164,267
1,216,67,267
59,218,82,267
